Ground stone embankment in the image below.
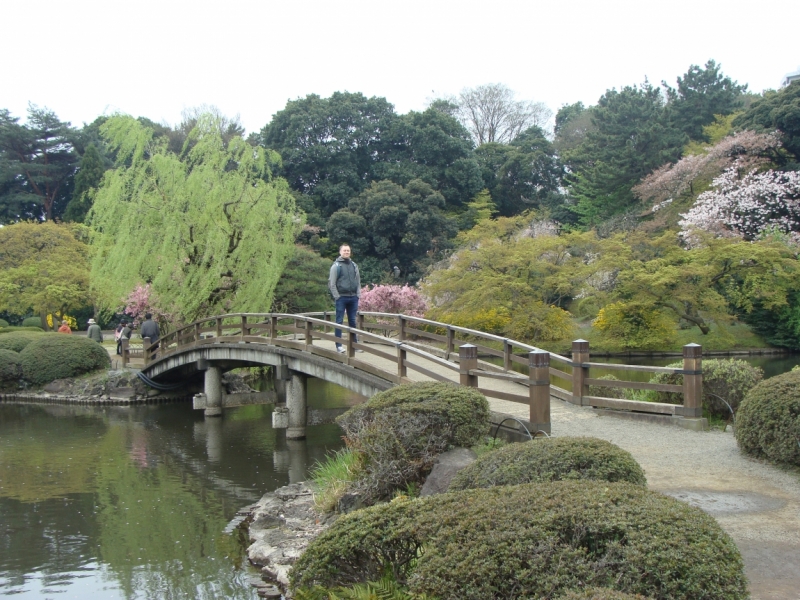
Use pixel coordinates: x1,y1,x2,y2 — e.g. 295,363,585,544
0,369,251,404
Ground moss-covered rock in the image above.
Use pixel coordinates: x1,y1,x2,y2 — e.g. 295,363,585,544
291,480,748,600
19,334,111,386
735,369,800,466
449,437,646,491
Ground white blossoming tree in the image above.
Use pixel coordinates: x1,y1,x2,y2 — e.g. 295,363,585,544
679,165,800,241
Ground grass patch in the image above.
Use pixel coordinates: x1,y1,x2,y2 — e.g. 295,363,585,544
309,448,364,512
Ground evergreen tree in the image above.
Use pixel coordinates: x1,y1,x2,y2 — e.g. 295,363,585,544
665,60,747,142
565,83,686,226
0,105,78,223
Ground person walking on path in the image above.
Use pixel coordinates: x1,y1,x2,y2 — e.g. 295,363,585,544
328,244,361,353
57,320,72,334
139,313,160,357
86,318,103,343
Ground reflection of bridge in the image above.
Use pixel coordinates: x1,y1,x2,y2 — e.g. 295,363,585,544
139,313,707,438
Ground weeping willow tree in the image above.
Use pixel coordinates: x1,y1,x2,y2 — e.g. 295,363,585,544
89,114,302,324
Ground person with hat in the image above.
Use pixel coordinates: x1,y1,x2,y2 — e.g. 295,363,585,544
57,320,72,334
87,318,103,343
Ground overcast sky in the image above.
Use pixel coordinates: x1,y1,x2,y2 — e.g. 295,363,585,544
3,0,798,135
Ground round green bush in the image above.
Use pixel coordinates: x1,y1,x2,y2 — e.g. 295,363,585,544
335,382,490,504
0,318,9,328
340,382,490,448
735,369,800,466
0,348,23,387
556,589,652,600
449,437,647,491
19,334,111,386
21,316,44,329
291,481,748,600
648,358,763,418
0,330,47,353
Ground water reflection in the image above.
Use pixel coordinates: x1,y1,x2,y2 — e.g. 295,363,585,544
0,395,348,599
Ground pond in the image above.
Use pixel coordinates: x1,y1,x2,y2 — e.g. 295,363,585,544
0,379,357,599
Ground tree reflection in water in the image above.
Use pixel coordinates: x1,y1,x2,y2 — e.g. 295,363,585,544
0,397,347,599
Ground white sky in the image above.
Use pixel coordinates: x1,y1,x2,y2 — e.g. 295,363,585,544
3,0,798,135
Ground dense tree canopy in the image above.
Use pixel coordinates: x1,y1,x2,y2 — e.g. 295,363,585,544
258,92,483,222
89,114,301,324
327,179,456,282
0,222,91,323
734,81,800,162
475,126,564,217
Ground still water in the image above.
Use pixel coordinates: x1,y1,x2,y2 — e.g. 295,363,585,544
0,379,355,599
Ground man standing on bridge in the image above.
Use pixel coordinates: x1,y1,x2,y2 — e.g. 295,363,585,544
329,244,361,354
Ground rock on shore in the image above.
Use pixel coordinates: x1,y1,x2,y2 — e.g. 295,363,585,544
247,482,335,590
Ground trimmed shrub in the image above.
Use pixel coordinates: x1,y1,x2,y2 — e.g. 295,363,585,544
336,382,490,504
649,359,763,418
0,330,47,353
21,316,44,329
735,370,800,466
291,481,748,600
0,348,23,387
19,334,111,386
0,319,9,328
557,589,652,600
449,437,646,491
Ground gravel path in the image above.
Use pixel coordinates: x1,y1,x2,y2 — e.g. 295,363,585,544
513,397,800,600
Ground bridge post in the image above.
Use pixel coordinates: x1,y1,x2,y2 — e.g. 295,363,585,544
286,370,308,440
682,343,703,419
204,366,223,417
446,327,455,360
459,344,478,388
529,350,551,434
571,339,590,405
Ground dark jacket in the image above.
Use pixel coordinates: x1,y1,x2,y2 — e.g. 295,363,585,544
140,319,160,344
328,257,361,300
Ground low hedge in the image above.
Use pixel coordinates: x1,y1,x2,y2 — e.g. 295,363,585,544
0,330,47,353
19,334,111,386
0,348,23,387
735,369,800,466
21,316,44,328
335,382,490,504
648,359,763,418
557,589,652,600
291,481,748,600
449,437,647,491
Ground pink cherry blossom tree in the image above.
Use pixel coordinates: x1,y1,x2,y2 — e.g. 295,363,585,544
359,284,428,317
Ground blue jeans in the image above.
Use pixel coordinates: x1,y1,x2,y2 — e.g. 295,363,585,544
335,296,359,347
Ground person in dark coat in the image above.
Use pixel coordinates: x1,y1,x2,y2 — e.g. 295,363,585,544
139,313,160,357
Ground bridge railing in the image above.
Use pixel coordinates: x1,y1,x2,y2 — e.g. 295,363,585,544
149,312,702,423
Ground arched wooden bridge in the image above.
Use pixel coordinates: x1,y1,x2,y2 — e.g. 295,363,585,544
133,312,706,438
